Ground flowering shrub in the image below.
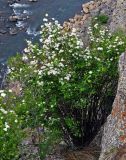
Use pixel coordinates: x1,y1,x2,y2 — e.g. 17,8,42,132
0,16,126,159
0,91,23,159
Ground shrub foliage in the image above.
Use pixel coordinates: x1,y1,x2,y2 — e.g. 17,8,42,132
0,16,126,159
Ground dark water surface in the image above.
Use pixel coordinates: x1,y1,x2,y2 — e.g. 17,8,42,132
0,0,89,63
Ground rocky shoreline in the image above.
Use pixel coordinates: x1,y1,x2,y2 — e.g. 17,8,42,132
0,0,86,64
1,0,125,46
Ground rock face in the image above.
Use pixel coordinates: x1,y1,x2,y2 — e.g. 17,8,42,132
62,0,126,47
99,52,126,160
110,0,126,32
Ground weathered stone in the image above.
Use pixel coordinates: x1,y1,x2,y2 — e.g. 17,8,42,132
82,6,89,14
74,14,83,22
9,27,18,35
99,52,126,160
110,0,126,32
82,1,96,14
65,147,100,160
9,15,19,22
0,29,7,34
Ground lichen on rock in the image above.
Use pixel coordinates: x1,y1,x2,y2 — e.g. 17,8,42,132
99,52,126,160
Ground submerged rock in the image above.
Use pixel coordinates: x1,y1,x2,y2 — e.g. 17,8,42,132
9,15,19,22
9,27,18,35
0,29,8,34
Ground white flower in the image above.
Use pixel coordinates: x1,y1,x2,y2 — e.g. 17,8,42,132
115,36,119,42
48,70,58,75
95,57,100,61
15,119,18,123
61,58,64,62
26,40,32,46
8,89,12,92
30,60,37,65
1,93,6,97
3,128,8,132
76,46,80,49
11,67,15,71
90,38,94,41
43,18,48,22
37,81,44,86
59,49,64,53
118,41,124,45
24,48,30,53
41,66,46,70
45,13,48,17
77,40,83,47
10,110,14,113
100,30,105,35
88,26,92,31
5,122,9,127
97,47,103,51
50,105,54,108
55,20,59,24
22,55,28,61
34,70,38,73
94,23,98,29
22,100,25,104
110,58,113,61
0,108,7,114
7,68,11,74
39,38,42,42
44,38,51,44
0,90,4,93
89,71,93,74
58,62,64,67
3,122,10,131
64,74,71,81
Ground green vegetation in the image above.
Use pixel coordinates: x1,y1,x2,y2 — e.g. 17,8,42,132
0,95,23,160
0,16,126,159
95,14,109,24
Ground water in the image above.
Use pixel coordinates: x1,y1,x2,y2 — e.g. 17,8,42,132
0,0,89,63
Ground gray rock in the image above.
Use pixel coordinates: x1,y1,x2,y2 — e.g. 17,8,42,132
9,27,18,35
99,52,126,160
110,0,126,32
0,29,7,34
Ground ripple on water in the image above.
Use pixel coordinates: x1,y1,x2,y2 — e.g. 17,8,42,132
10,3,30,8
26,27,40,36
0,0,88,63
